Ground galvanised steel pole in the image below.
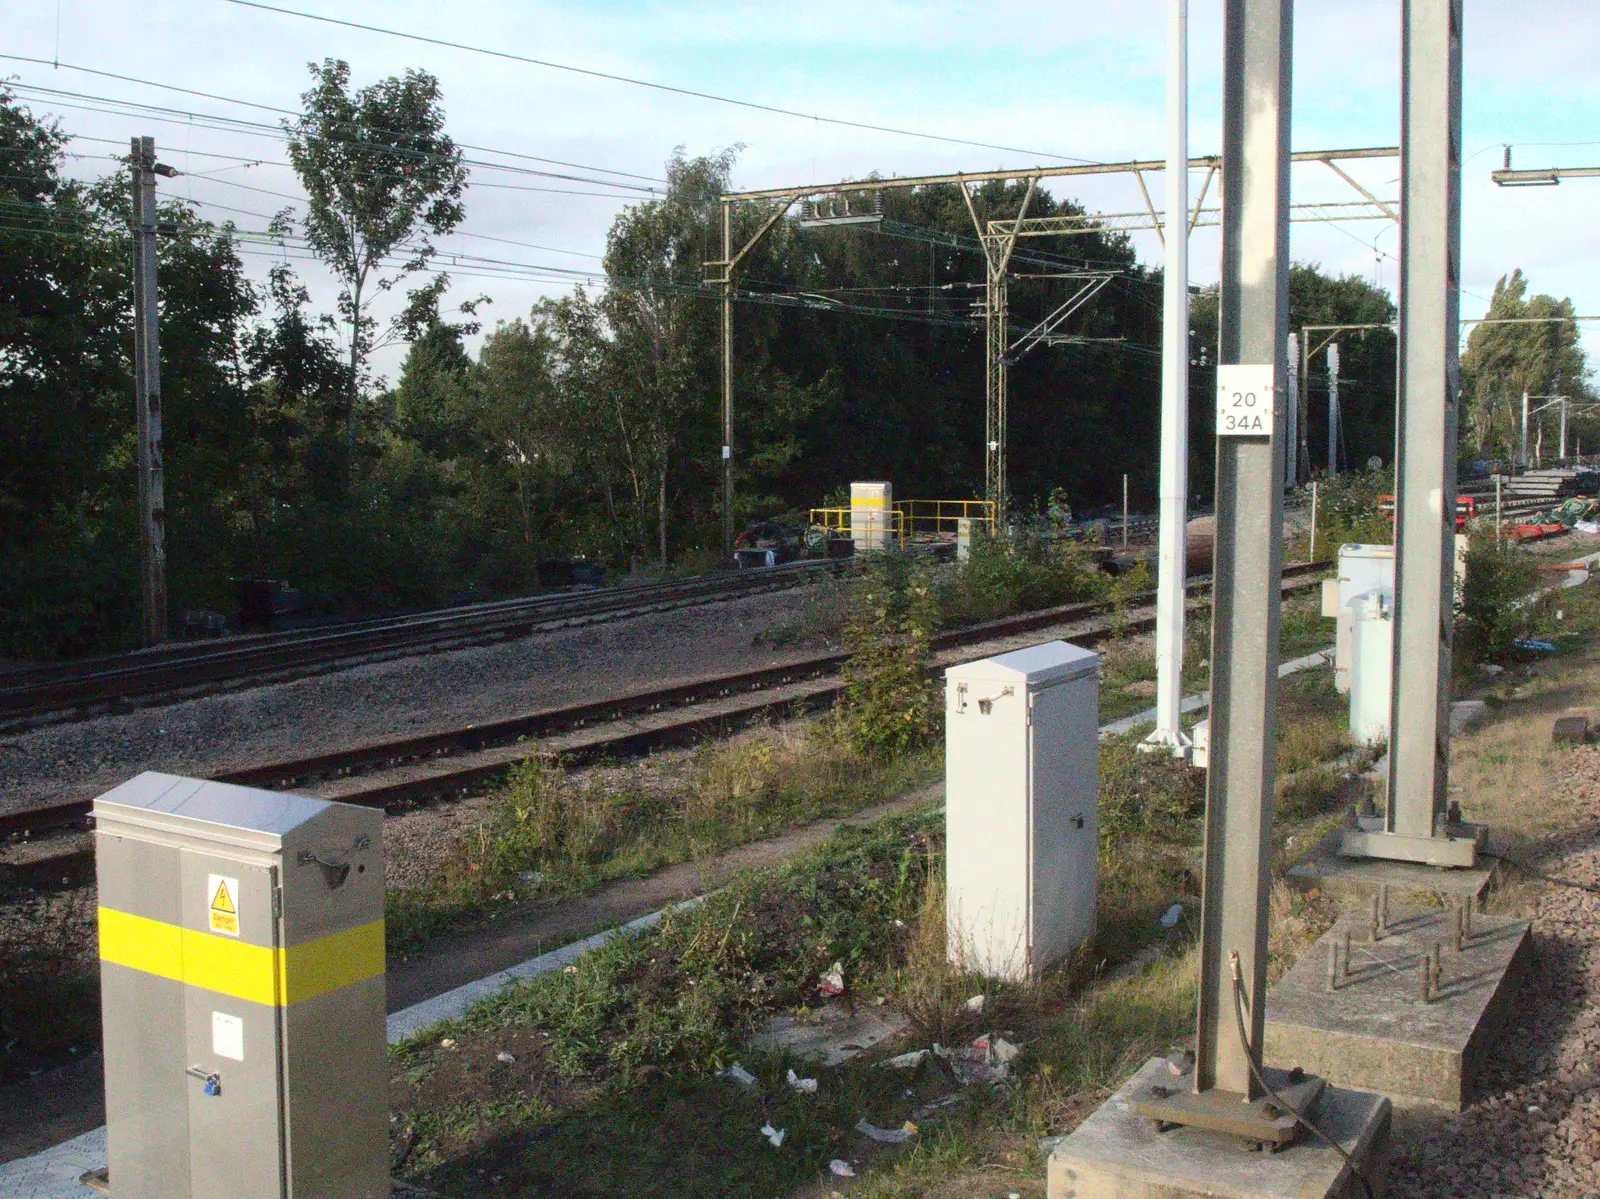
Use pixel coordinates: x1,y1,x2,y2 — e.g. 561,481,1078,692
1146,0,1192,757
1193,0,1292,1099
1327,340,1340,473
1521,389,1528,469
1285,331,1298,488
1385,0,1464,850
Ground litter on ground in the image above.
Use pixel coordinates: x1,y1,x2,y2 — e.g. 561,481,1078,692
818,960,846,996
855,1118,918,1143
882,1048,929,1069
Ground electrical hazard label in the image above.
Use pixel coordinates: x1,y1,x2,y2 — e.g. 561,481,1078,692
1215,364,1276,438
208,874,240,936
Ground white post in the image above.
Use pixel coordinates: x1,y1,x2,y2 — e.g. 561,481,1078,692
1495,474,1502,545
1143,0,1191,758
1560,397,1568,460
1327,340,1341,473
1520,389,1529,469
1285,331,1300,488
1122,473,1130,548
1309,479,1320,562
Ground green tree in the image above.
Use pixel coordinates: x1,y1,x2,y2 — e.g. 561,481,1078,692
1191,264,1397,489
393,318,475,460
284,59,468,463
1459,270,1595,460
0,88,269,656
599,149,736,565
473,317,571,560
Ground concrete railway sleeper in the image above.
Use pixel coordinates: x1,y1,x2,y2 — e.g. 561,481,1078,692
0,562,1325,883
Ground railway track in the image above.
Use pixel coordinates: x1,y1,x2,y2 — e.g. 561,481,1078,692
0,558,857,734
0,561,1326,867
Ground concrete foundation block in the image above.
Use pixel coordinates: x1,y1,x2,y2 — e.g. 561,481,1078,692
1045,1057,1390,1199
1552,714,1589,745
1264,907,1530,1110
1286,828,1499,911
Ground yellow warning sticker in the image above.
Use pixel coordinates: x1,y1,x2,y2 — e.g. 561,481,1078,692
208,874,239,937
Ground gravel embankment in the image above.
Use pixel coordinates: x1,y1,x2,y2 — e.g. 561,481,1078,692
1391,746,1600,1198
0,585,834,818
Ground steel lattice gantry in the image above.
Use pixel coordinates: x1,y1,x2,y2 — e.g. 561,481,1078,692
709,147,1398,549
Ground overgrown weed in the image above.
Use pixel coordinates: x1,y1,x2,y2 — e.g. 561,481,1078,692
838,553,942,753
1456,534,1542,669
935,531,1105,629
387,723,941,956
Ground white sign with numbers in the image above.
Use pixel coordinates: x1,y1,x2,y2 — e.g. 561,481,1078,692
1215,364,1275,437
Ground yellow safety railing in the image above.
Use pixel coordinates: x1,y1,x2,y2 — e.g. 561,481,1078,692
808,506,906,549
895,499,996,537
807,499,994,550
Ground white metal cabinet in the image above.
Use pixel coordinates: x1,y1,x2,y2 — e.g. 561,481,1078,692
945,641,1099,982
1334,544,1394,693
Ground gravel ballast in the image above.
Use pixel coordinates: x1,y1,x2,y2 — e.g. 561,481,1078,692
0,585,833,818
1390,744,1600,1198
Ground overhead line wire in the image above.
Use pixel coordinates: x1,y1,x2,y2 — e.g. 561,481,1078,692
8,92,650,201
2,79,661,193
0,53,665,184
216,0,1096,164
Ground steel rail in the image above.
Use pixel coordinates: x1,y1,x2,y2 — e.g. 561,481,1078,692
0,561,1326,852
0,559,855,732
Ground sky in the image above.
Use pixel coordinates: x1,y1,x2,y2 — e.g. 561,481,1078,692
3,0,1598,380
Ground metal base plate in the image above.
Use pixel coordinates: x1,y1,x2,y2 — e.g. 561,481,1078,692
1131,1069,1327,1147
1138,726,1193,759
1339,821,1486,868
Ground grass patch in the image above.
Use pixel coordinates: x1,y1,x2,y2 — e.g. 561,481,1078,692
386,723,941,957
1096,580,1332,724
385,621,1371,1197
387,729,1227,1197
1275,670,1352,776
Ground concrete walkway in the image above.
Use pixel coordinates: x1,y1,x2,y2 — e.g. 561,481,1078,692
1098,647,1333,738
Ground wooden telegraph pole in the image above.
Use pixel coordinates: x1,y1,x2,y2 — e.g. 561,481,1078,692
129,136,175,645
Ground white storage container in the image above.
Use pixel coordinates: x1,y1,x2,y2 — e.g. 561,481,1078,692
1334,543,1394,694
1349,591,1393,747
945,641,1099,982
